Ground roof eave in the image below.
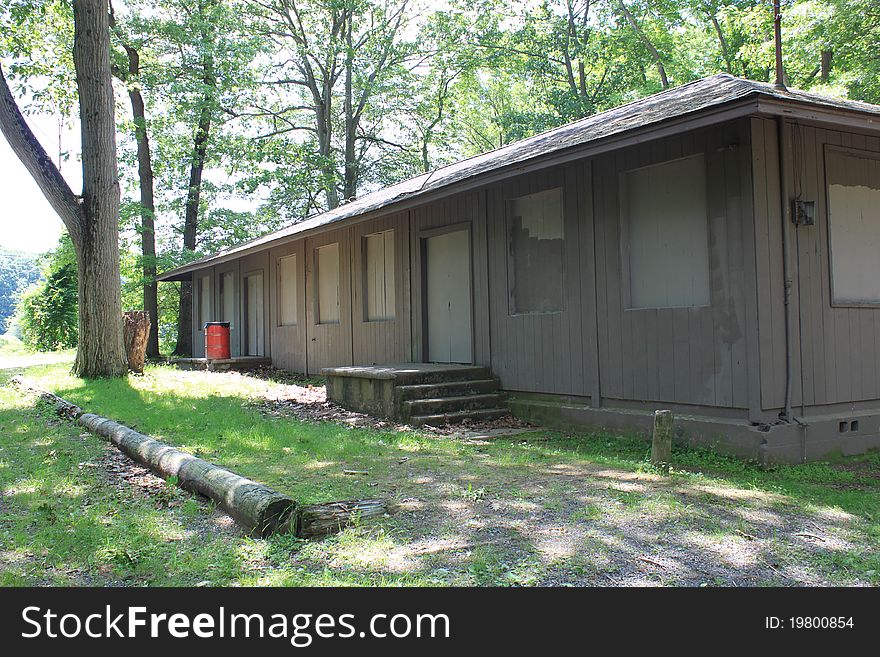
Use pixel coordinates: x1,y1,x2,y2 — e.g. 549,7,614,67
754,97,880,133
157,94,765,281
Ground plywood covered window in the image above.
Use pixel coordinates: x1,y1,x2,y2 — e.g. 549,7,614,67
197,274,211,330
315,243,340,324
827,148,880,305
622,154,710,309
278,254,298,325
507,187,565,314
219,271,235,328
363,230,395,321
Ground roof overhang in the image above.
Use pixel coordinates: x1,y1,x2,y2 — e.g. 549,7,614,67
158,85,880,283
157,95,763,281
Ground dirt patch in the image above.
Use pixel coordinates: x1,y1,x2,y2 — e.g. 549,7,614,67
78,442,244,543
253,377,531,436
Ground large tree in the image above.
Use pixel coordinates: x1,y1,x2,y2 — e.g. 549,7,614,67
0,0,126,377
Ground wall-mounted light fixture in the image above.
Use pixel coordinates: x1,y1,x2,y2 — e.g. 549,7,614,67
792,199,815,226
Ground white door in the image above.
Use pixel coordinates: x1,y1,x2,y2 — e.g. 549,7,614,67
426,228,472,363
245,272,264,356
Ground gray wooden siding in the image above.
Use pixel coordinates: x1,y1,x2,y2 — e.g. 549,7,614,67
239,250,271,358
753,117,880,410
190,266,212,358
592,121,753,408
188,119,763,415
350,212,412,366
486,162,597,398
409,190,491,365
269,240,306,372
305,228,353,373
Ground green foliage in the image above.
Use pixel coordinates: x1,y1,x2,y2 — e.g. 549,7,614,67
5,0,880,354
14,234,77,351
0,247,39,333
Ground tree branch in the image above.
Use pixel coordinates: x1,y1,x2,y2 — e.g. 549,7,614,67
0,62,84,245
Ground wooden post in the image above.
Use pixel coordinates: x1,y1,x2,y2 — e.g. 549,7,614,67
123,310,150,374
651,410,674,466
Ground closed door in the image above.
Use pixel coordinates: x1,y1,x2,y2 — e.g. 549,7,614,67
244,272,264,356
425,228,473,363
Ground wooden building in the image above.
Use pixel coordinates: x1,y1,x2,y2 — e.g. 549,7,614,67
158,74,880,463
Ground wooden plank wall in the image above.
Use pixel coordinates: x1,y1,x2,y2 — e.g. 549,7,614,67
753,117,880,410
409,190,491,365
591,121,753,409
350,212,412,366
304,229,353,372
269,240,306,372
239,250,271,358
195,118,764,415
485,162,597,399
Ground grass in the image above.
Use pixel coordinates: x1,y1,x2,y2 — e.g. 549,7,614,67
1,360,879,586
0,334,30,356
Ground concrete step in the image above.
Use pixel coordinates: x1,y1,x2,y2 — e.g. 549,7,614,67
403,392,507,417
395,379,500,401
391,365,494,385
409,407,510,426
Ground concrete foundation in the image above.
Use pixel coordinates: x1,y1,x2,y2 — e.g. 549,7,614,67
171,357,272,372
508,393,880,464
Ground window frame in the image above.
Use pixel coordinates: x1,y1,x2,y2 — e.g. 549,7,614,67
362,229,396,323
826,145,880,308
313,242,341,326
277,253,298,327
619,153,711,311
505,186,567,317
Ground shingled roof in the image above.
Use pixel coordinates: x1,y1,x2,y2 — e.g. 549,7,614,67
158,73,880,280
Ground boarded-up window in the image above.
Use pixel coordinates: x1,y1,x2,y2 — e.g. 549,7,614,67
507,188,565,314
219,271,234,328
315,243,340,324
278,254,298,325
622,154,710,309
364,230,395,321
198,274,211,330
827,149,880,304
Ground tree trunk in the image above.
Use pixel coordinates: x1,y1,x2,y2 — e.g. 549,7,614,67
0,1,126,379
820,49,833,83
71,1,127,377
111,25,160,360
123,310,150,374
174,47,215,357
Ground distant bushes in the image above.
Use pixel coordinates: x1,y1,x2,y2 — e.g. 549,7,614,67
15,236,78,352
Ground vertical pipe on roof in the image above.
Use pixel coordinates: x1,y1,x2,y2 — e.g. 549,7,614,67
773,1,787,91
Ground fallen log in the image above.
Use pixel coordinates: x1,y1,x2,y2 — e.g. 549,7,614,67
11,377,387,539
295,499,388,539
78,412,296,537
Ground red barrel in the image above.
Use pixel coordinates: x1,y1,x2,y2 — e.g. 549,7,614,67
204,321,231,360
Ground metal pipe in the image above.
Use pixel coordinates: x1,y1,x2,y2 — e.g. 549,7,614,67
773,0,786,90
778,115,794,423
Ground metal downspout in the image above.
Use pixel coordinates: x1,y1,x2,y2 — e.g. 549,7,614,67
778,116,794,424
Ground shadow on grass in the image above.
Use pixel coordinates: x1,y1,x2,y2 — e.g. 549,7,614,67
5,363,879,587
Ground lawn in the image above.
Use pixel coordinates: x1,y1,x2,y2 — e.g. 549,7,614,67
1,358,879,587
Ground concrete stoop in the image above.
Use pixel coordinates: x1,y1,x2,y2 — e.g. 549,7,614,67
322,363,508,425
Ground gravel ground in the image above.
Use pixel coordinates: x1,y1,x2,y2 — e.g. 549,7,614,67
245,376,876,587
